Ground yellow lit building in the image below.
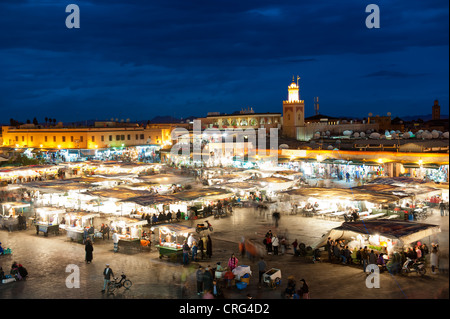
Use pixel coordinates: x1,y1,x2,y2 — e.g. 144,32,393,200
1,123,176,150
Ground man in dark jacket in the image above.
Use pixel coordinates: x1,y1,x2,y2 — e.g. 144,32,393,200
102,264,114,293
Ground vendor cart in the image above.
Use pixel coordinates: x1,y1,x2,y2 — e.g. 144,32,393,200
263,268,281,289
152,223,195,262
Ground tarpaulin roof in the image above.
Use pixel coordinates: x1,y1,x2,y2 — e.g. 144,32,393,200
23,180,97,192
219,182,258,191
119,194,179,206
314,219,440,248
171,188,233,201
137,174,194,185
83,187,151,200
282,187,400,204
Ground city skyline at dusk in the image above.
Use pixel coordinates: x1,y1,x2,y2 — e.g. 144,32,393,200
0,0,448,123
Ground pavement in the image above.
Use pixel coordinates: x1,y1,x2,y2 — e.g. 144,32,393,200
0,205,448,300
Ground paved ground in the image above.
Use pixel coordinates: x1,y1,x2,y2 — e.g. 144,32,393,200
0,205,448,300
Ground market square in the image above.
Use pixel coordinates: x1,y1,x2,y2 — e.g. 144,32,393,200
0,0,449,307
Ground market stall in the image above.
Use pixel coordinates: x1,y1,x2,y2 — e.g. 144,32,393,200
82,187,152,216
23,179,99,209
136,173,195,193
314,219,441,255
152,223,196,261
171,187,234,218
280,187,401,218
110,217,148,252
118,194,179,219
60,212,100,242
0,202,31,231
34,207,66,236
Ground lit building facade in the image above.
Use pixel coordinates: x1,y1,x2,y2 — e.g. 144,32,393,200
1,124,173,150
196,110,281,131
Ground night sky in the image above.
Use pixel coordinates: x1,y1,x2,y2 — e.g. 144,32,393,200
0,0,448,123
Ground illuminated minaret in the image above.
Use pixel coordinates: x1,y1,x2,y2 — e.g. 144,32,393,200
282,76,305,139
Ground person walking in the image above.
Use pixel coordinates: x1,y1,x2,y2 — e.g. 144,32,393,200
192,241,198,262
440,201,445,217
102,223,110,240
85,239,94,264
102,264,114,293
368,250,377,266
430,243,439,274
196,266,204,295
206,235,213,259
112,231,119,253
292,239,298,256
361,247,369,273
198,237,205,260
182,240,190,265
272,235,279,256
257,257,267,288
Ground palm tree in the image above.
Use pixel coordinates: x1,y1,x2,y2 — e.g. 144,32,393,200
45,117,48,125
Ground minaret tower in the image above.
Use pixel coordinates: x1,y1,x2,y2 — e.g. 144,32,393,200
282,76,305,139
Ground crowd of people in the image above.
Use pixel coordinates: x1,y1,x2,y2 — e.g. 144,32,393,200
182,233,213,265
262,230,288,256
324,237,441,275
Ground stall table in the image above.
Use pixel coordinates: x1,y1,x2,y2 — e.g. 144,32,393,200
35,223,60,236
118,237,141,253
65,228,85,242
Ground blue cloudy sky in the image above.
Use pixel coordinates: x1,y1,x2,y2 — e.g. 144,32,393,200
0,0,448,123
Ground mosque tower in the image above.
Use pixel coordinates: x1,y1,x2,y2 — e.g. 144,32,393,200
282,76,305,139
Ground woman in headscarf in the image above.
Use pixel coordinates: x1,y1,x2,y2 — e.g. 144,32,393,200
85,239,94,264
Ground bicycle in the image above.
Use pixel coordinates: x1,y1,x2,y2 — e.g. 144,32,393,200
107,273,132,293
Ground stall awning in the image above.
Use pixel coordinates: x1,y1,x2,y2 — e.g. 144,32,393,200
83,187,151,200
314,220,441,248
119,194,178,206
282,187,401,203
171,188,233,201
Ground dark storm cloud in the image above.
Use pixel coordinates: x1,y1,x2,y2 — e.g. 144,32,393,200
0,0,448,122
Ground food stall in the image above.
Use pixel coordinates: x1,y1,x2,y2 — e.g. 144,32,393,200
60,212,100,242
136,173,195,194
0,202,31,231
314,219,441,255
118,194,179,219
34,207,66,236
152,223,196,261
280,187,401,218
110,217,147,253
170,188,234,218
